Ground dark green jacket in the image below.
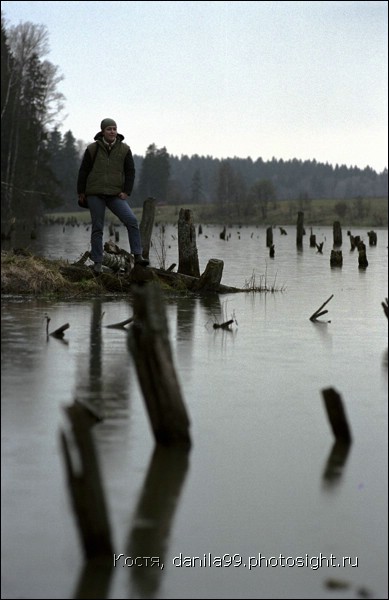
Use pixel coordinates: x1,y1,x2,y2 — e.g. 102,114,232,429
77,132,135,196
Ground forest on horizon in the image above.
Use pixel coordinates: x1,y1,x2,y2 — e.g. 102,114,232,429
1,15,388,230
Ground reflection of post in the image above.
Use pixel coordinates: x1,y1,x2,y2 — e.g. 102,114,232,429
60,404,113,559
128,283,191,448
73,558,113,600
322,440,351,489
321,387,352,490
89,299,103,390
126,446,190,599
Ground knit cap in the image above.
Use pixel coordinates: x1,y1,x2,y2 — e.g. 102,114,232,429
100,118,117,130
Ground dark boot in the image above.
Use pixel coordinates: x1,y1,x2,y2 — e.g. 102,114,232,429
134,254,149,267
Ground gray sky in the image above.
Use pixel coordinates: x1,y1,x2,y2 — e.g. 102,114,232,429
2,0,388,172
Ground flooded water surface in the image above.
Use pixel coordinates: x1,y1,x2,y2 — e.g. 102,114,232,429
1,224,388,599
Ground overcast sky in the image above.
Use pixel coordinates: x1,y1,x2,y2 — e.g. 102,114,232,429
2,1,388,172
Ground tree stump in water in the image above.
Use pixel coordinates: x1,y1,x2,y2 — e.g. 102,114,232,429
266,226,273,248
193,259,224,292
367,230,377,246
357,241,368,268
333,221,342,247
177,208,200,277
321,387,352,444
330,250,343,267
140,196,156,259
128,283,191,448
296,211,304,248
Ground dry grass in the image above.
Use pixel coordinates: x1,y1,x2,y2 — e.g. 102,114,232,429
1,252,95,296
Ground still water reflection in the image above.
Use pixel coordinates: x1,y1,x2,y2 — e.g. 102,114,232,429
1,225,388,599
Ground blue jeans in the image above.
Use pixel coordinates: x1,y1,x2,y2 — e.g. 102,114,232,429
88,195,143,263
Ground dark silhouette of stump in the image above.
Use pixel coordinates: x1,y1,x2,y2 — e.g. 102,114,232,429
367,230,377,246
357,241,368,268
177,208,200,277
139,196,156,260
330,249,342,267
310,227,316,247
333,221,342,247
296,211,304,248
266,226,273,248
321,387,352,443
193,259,224,292
128,283,191,448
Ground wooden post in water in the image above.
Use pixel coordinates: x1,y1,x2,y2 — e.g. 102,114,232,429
330,249,343,267
309,227,316,247
357,241,368,268
128,283,191,448
266,226,273,248
321,387,352,444
333,221,342,247
193,258,224,292
177,208,200,277
367,230,377,246
139,196,156,260
296,211,304,248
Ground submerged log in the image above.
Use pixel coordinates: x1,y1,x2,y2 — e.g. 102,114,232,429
309,294,334,322
213,319,234,330
105,316,134,329
50,323,70,338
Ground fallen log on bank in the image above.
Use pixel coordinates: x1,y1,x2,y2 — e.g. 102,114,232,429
150,262,243,294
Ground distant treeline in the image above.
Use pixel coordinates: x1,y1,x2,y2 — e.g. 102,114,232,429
1,16,388,229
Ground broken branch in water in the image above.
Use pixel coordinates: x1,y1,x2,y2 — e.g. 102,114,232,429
105,317,134,329
213,319,234,330
309,294,334,322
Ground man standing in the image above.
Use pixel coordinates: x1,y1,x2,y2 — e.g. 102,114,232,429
77,118,149,271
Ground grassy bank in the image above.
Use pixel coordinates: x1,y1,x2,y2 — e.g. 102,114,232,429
49,196,388,227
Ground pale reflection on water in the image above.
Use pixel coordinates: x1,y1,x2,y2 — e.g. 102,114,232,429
1,225,388,599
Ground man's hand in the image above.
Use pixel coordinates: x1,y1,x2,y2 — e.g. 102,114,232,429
118,192,128,200
78,194,88,208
